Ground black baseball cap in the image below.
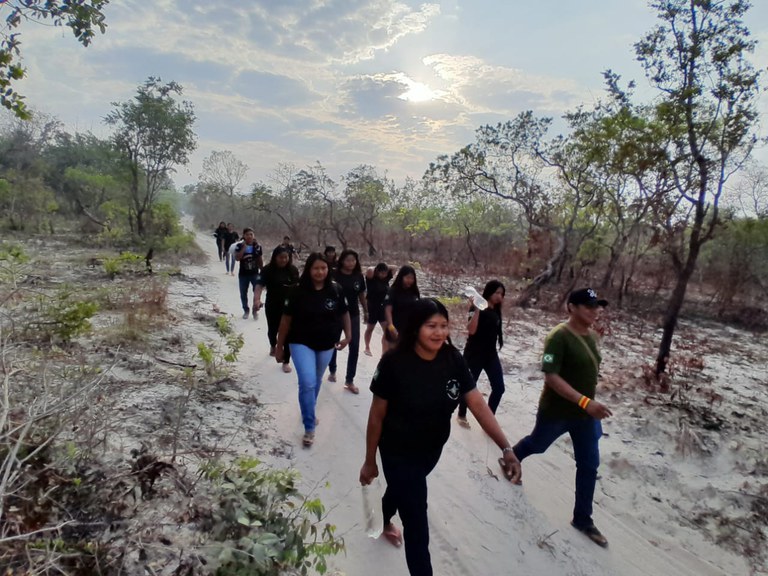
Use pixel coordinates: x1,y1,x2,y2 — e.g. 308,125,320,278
568,288,608,307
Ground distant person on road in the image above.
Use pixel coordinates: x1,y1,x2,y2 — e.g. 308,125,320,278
234,228,264,319
328,249,367,393
223,222,239,276
359,298,521,576
323,245,338,271
383,265,420,349
280,235,298,256
512,287,613,548
363,263,395,356
214,221,228,261
275,253,351,448
254,246,299,373
456,280,507,428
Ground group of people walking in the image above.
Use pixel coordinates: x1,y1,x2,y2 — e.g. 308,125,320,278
212,224,613,576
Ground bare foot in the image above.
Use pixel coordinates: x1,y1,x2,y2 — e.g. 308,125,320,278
364,349,373,356
282,363,292,373
382,523,402,547
457,417,471,429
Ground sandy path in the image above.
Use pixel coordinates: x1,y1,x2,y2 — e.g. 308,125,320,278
189,229,750,576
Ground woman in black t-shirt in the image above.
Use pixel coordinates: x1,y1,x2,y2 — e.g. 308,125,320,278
383,265,420,351
456,280,507,428
276,253,351,448
359,299,521,576
223,223,239,276
363,262,395,356
254,246,299,373
213,221,228,261
328,249,367,393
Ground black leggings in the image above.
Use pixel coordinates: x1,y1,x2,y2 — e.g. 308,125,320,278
381,449,442,576
457,353,505,418
265,304,290,363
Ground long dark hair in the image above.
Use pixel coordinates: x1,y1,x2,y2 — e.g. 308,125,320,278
299,252,333,290
481,280,505,349
337,249,362,275
391,265,419,297
269,245,293,268
394,298,453,356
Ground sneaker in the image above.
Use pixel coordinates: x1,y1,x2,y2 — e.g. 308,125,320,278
242,310,250,319
328,372,337,383
571,522,608,548
302,432,315,447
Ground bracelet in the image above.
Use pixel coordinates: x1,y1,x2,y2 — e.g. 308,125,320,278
578,395,591,410
387,324,396,332
502,446,515,454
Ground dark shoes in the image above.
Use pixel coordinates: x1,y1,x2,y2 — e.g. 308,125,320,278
571,521,608,548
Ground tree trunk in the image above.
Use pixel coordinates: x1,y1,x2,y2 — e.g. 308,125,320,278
655,242,701,375
516,237,568,307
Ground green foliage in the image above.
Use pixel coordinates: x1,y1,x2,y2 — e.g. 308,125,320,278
205,457,344,575
0,172,59,231
103,252,144,278
0,242,29,289
38,288,99,343
197,317,244,377
105,77,197,236
1,1,108,118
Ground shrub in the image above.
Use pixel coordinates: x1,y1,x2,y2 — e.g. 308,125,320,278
204,457,345,575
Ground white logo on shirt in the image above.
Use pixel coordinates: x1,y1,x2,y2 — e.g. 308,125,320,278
543,353,555,364
446,378,459,400
324,298,337,311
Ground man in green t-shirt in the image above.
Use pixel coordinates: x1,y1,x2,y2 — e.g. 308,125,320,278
512,288,613,547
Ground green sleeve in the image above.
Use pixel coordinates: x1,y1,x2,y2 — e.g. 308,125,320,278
541,328,565,374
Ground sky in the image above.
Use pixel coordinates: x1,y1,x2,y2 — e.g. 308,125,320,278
5,0,768,191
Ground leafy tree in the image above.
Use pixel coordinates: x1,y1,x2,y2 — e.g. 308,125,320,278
1,1,108,118
622,0,763,374
343,165,390,256
105,77,196,236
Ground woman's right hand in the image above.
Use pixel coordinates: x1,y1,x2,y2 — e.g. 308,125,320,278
359,461,379,485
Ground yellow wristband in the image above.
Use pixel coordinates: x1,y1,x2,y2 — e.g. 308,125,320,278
388,324,396,332
578,395,591,410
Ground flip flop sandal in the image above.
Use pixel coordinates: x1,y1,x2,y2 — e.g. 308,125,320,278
302,432,315,448
382,525,402,548
571,522,608,548
345,383,360,394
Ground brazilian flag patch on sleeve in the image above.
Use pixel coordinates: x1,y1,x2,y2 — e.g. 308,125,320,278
542,353,555,364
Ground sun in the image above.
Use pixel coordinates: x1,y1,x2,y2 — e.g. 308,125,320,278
399,80,443,103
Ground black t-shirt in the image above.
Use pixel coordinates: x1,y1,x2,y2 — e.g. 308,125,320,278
258,263,299,308
334,271,366,317
384,288,420,330
238,242,263,276
463,307,501,360
370,346,476,457
224,231,239,250
214,226,228,243
366,275,391,310
284,282,348,350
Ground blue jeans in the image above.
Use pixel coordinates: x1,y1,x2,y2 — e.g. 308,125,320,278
225,249,235,273
380,449,442,576
328,317,360,383
457,353,505,418
513,413,602,528
289,344,334,433
238,274,260,312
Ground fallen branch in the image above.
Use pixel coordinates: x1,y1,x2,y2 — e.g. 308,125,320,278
154,356,197,369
